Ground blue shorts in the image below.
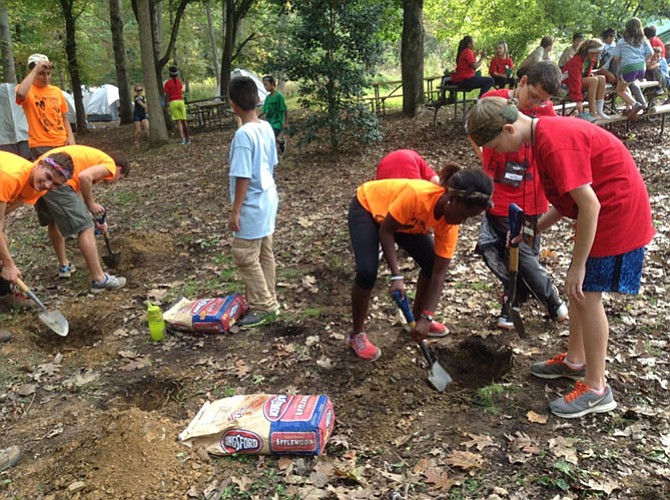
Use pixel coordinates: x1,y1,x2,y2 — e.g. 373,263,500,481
583,247,645,294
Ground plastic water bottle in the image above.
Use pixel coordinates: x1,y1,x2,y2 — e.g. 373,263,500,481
147,303,165,341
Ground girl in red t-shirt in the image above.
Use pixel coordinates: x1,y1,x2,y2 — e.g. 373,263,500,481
450,36,494,97
561,39,609,121
466,97,654,419
489,41,515,89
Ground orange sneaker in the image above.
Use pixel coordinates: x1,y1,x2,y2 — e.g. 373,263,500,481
427,321,449,338
348,332,381,362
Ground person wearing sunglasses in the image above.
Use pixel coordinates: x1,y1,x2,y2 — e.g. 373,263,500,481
133,83,149,148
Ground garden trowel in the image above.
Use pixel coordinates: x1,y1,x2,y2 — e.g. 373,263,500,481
391,290,452,391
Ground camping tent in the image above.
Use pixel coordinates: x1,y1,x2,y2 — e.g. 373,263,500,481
0,83,29,157
83,84,120,121
231,68,269,105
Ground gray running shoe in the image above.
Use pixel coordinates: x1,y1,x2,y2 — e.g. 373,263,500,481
238,309,277,328
530,352,585,380
549,382,617,418
90,273,126,293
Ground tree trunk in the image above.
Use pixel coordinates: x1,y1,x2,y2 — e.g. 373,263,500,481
137,0,169,144
59,0,87,135
110,0,133,124
219,0,234,99
401,0,424,117
206,0,220,89
0,0,16,83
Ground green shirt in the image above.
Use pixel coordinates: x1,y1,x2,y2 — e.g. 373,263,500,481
262,91,287,130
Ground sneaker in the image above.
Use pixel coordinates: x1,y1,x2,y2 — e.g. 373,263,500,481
185,139,191,145
0,445,23,472
577,111,597,123
90,273,126,293
497,314,514,330
549,381,617,418
348,332,381,362
58,262,76,278
597,111,611,120
238,309,277,328
427,321,449,338
551,302,569,323
530,352,585,380
630,102,644,120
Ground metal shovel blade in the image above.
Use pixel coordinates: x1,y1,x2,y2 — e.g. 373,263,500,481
38,310,69,337
102,233,121,269
419,341,452,392
16,278,69,337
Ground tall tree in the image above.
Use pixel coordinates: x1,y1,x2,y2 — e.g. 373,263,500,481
219,0,256,99
402,0,424,116
137,0,168,144
0,0,16,82
58,0,87,134
206,0,220,89
110,0,132,124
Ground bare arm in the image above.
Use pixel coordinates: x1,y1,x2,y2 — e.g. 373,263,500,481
228,177,250,232
410,255,451,340
0,202,21,282
64,118,75,145
565,185,600,301
15,61,49,100
78,164,112,216
537,206,563,234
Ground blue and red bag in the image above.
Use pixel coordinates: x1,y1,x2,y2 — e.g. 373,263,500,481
163,293,248,333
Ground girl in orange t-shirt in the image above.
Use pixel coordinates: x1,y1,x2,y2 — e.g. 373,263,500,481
346,164,493,362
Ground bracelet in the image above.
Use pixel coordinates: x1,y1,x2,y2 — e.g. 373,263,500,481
420,310,434,321
389,275,403,281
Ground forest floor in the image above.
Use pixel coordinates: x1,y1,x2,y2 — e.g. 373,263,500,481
1,107,669,500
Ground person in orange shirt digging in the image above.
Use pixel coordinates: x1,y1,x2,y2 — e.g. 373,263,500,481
34,145,129,293
347,164,493,361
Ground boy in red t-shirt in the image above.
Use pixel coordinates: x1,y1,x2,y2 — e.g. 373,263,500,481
467,98,655,419
375,149,439,184
472,61,567,330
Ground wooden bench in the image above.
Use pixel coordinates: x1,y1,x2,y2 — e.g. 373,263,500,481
428,83,476,124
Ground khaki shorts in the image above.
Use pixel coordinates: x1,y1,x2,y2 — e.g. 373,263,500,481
35,185,93,238
169,99,187,121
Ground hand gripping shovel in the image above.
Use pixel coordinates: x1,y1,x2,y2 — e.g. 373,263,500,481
15,278,69,336
391,290,452,391
507,203,526,338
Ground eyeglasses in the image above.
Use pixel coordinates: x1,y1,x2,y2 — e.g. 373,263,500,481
136,88,143,92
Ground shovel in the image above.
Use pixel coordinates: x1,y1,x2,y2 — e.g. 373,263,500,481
507,203,526,338
391,290,452,391
101,232,121,269
15,278,69,336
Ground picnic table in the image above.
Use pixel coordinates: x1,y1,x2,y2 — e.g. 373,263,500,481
187,98,233,129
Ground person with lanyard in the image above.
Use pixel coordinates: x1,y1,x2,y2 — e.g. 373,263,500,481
465,97,654,418
470,61,568,330
347,164,494,361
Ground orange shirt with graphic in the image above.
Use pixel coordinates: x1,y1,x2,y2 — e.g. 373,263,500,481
38,145,115,192
16,84,68,148
356,179,459,259
0,151,45,205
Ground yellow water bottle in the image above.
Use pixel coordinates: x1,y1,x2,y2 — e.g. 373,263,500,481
147,302,165,341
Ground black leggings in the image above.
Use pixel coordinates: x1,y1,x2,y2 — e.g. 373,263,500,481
348,197,435,290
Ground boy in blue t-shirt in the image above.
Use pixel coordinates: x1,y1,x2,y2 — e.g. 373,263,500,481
228,76,280,327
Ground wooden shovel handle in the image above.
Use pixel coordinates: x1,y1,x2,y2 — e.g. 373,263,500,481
15,277,30,293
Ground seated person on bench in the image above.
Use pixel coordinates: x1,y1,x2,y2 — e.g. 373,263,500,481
450,36,494,97
562,39,610,121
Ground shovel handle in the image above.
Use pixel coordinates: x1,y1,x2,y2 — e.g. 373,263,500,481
15,278,47,312
391,290,416,328
103,232,114,254
418,340,435,365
